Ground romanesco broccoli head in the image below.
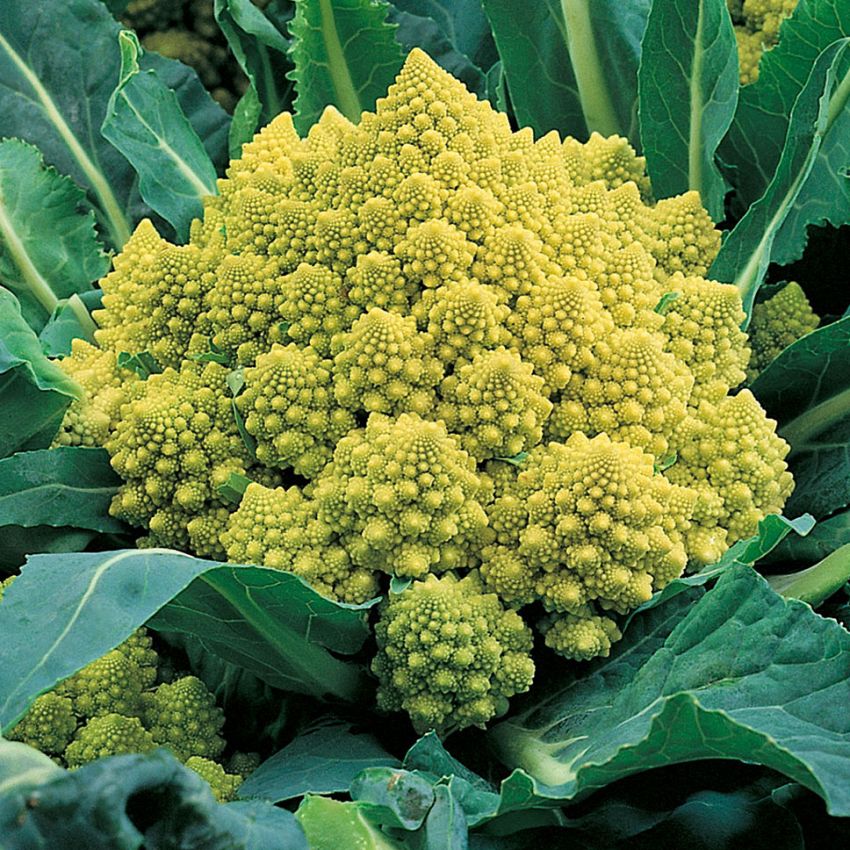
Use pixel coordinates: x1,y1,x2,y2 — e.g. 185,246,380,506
747,281,819,380
78,49,797,729
372,572,535,733
186,756,244,802
57,649,146,719
64,714,157,768
314,412,488,577
7,693,77,756
143,675,225,762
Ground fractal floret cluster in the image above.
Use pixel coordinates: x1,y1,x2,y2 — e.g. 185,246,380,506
1,576,250,801
728,0,798,84
55,49,794,733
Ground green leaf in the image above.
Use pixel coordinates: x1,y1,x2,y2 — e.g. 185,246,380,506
350,767,435,830
215,0,295,127
481,0,650,142
750,316,850,519
0,745,308,850
229,84,264,160
637,0,738,221
0,527,97,569
101,30,219,241
0,739,64,794
490,566,850,816
390,0,498,72
418,783,468,850
0,447,125,534
296,795,407,850
768,542,850,606
38,290,103,358
721,1,850,218
387,7,487,96
116,350,161,379
0,550,374,731
770,509,850,563
148,564,376,701
217,471,253,504
0,288,80,458
241,724,400,803
0,0,229,248
629,513,815,617
709,39,850,318
0,140,108,333
288,0,405,134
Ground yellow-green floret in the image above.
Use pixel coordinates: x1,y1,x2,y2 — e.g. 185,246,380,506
75,49,797,729
221,481,379,603
52,339,141,448
186,756,244,802
482,433,696,657
57,649,146,718
667,389,794,562
747,282,819,380
314,413,488,577
728,0,798,84
7,693,77,756
372,573,535,733
236,343,355,477
64,714,157,768
143,675,226,763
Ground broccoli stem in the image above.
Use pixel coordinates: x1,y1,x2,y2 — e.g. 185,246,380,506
65,294,98,339
780,384,850,457
768,542,850,607
318,0,362,123
560,0,621,138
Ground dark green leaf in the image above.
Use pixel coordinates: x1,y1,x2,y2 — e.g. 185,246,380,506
296,795,407,850
101,31,219,241
387,7,486,96
0,549,378,731
0,744,307,850
240,724,399,803
629,513,815,617
770,509,850,563
0,140,108,333
288,0,405,133
391,0,498,71
229,84,263,160
116,350,161,379
709,40,850,317
0,288,80,458
0,447,124,534
215,0,295,126
481,0,650,142
485,61,508,112
39,290,104,358
350,767,435,830
148,565,376,701
416,784,468,850
217,471,253,504
638,0,738,221
722,1,850,218
0,527,97,568
0,0,229,249
750,316,850,519
491,566,850,816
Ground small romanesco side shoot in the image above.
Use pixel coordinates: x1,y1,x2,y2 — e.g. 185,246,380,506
66,49,795,733
1,577,246,797
727,0,799,84
747,282,820,380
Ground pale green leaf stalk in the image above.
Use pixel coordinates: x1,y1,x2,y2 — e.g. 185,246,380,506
288,0,405,134
561,0,620,137
638,0,739,221
769,543,850,607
